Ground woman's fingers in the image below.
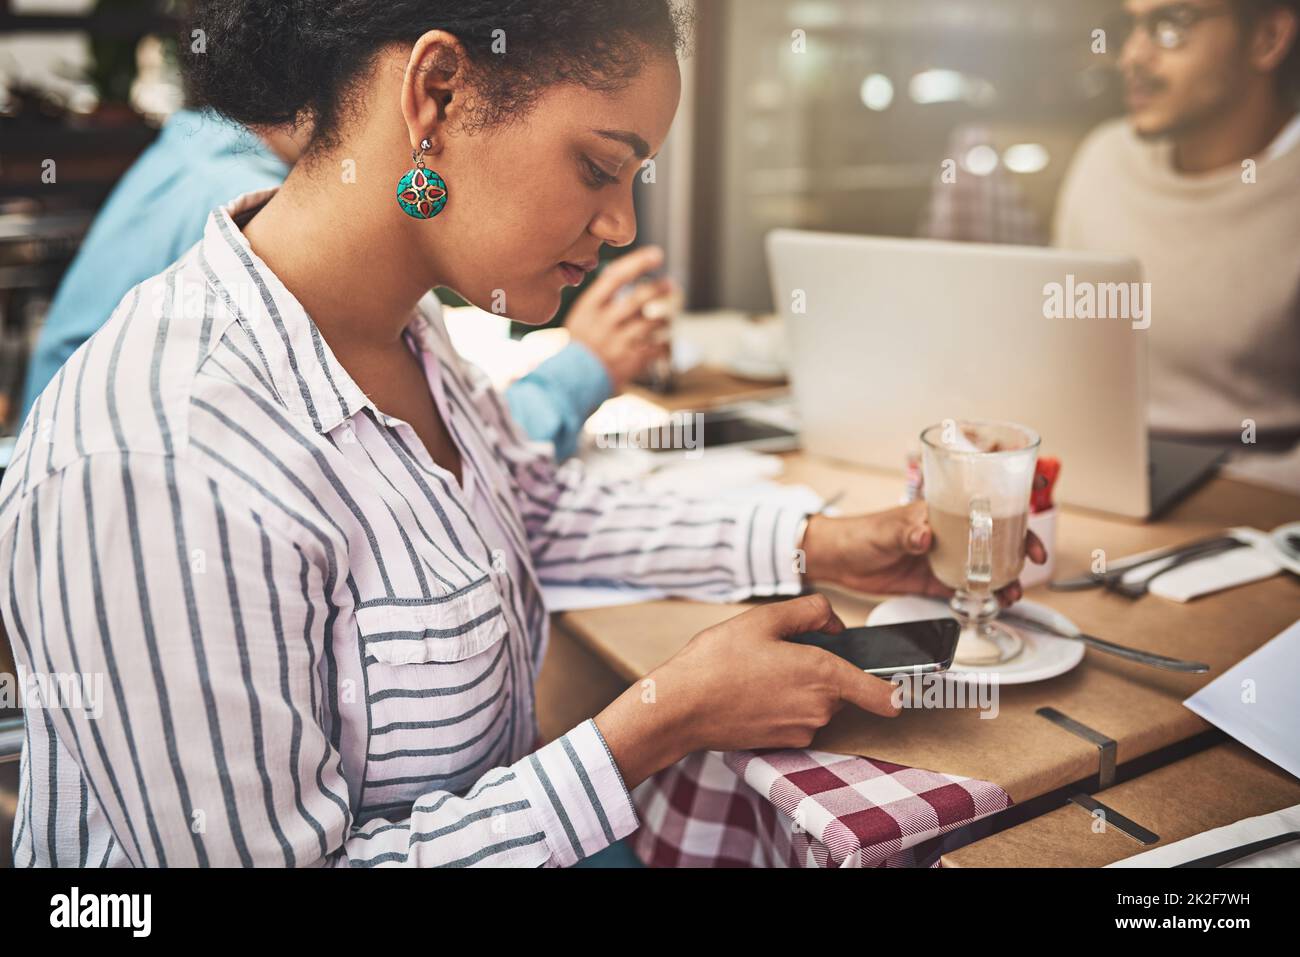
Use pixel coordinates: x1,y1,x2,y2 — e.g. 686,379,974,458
749,592,845,639
751,596,899,716
606,318,670,378
921,575,957,599
607,278,677,325
824,655,903,717
1025,529,1047,564
750,596,901,716
991,531,1045,606
996,581,1024,607
894,501,933,555
613,315,670,347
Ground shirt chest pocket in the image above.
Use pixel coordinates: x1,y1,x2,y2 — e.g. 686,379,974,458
356,575,508,665
354,576,516,819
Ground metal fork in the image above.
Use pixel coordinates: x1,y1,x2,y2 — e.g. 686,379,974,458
1105,538,1250,599
1050,534,1244,592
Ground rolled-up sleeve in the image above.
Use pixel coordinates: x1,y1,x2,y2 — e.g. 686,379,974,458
464,364,808,603
517,461,808,602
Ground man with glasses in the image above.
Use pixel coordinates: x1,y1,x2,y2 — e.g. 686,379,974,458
1054,0,1300,478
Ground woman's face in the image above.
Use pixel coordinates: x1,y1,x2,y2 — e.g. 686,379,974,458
420,53,682,325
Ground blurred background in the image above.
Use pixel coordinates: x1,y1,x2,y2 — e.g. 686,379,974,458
0,0,1130,447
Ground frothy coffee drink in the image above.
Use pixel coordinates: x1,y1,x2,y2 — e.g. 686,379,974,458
920,419,1040,665
927,506,1028,592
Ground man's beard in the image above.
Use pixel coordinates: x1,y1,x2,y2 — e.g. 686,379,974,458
1126,69,1240,141
1131,92,1235,141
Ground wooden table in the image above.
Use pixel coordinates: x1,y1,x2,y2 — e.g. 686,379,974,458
942,742,1300,867
623,365,787,413
553,454,1300,808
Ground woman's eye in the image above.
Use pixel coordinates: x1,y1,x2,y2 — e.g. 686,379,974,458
582,157,619,188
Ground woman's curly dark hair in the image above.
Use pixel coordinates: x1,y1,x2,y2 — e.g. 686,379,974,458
181,1,692,150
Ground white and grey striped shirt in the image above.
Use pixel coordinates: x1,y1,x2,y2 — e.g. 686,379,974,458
0,188,805,867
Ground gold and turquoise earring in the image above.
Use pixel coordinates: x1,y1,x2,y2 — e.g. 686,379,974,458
396,138,448,220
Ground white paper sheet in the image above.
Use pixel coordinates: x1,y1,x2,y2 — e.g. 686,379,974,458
1109,803,1300,867
1183,618,1300,780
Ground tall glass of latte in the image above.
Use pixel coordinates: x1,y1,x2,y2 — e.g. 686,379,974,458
921,420,1040,665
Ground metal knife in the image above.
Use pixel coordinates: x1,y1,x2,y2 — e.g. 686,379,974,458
999,609,1210,673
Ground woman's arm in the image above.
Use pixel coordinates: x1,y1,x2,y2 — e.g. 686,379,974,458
461,356,1045,605
503,342,612,462
455,358,808,603
517,457,808,602
0,452,660,867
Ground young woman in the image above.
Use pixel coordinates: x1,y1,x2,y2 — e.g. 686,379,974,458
0,0,1040,867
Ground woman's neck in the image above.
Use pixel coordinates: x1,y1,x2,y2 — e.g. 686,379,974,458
241,154,441,357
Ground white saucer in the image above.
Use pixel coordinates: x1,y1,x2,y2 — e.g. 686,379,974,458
866,596,1086,685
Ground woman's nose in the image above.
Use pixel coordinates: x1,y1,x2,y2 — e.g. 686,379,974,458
590,190,638,248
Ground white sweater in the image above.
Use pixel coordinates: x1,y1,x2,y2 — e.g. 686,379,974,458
1053,117,1300,440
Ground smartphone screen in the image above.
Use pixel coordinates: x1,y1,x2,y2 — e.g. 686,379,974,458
787,619,960,676
600,412,797,452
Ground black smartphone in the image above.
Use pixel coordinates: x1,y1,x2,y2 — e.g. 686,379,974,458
787,619,960,677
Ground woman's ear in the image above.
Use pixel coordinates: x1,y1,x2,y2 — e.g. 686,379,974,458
400,30,468,155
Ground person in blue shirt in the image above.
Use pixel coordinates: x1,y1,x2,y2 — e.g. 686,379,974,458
22,108,671,461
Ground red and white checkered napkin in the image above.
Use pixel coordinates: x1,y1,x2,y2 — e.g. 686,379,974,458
630,748,1011,868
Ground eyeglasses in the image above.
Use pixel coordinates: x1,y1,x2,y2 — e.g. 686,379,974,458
1105,2,1235,51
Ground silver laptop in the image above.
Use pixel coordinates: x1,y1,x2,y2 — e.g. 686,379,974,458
766,230,1222,519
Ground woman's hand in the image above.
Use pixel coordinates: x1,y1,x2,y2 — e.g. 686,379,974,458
593,594,901,790
565,245,676,392
800,501,1048,607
